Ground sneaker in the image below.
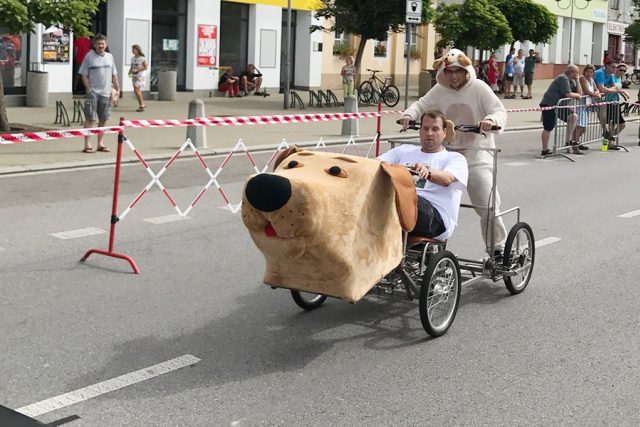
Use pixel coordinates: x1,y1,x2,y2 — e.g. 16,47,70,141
578,145,589,150
609,144,621,150
235,93,243,97
572,148,586,155
541,149,552,156
493,250,504,264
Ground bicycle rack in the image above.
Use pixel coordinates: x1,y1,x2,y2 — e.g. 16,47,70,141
325,89,340,107
72,100,85,124
54,101,71,127
290,91,305,109
308,90,322,107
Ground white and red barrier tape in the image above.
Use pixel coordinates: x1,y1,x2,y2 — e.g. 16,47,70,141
0,126,124,144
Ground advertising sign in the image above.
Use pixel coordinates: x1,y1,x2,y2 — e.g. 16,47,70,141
42,26,70,62
197,24,218,67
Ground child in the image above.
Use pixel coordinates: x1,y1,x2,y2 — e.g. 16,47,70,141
341,57,355,99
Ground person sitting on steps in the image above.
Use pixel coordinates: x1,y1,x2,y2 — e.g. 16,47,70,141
219,67,242,98
240,64,268,97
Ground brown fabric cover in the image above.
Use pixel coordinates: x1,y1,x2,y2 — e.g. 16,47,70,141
242,150,411,302
380,162,417,232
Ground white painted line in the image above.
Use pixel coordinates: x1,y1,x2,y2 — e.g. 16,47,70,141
49,227,105,240
16,354,200,418
144,214,190,224
504,162,529,167
535,236,561,248
618,209,640,218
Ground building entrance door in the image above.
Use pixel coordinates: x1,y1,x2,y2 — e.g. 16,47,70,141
219,2,249,73
151,0,187,91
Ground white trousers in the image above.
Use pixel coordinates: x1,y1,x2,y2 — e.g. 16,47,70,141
462,149,507,252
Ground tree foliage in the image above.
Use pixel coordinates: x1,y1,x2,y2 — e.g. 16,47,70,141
311,0,435,80
625,20,640,47
434,0,511,52
493,0,557,48
0,0,104,131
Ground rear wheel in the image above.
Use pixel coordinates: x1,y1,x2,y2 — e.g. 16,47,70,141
382,85,400,107
419,251,461,337
358,81,374,104
291,290,327,311
503,222,535,295
631,72,640,85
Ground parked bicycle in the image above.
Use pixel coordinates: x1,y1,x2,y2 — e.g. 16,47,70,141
358,69,400,107
628,69,640,86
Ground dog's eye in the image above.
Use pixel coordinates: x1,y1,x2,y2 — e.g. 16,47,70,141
325,166,348,178
285,160,303,169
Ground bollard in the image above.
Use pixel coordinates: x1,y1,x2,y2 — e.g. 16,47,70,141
158,70,177,101
341,95,359,136
187,99,207,148
26,71,49,107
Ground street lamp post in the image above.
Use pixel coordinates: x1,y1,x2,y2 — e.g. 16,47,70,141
555,0,592,64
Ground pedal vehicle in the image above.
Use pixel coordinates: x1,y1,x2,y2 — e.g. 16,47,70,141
290,123,535,338
358,69,400,107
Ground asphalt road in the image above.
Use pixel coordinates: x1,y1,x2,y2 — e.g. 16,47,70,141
1,129,640,426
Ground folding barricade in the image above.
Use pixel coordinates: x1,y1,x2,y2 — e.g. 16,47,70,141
549,95,629,162
81,108,388,273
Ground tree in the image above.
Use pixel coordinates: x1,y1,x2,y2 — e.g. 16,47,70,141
0,0,103,132
624,20,640,48
311,0,435,83
434,0,511,58
493,0,557,49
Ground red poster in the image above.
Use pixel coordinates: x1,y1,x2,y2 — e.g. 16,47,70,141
197,24,217,67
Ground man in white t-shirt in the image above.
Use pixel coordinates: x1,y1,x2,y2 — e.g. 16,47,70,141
379,111,469,240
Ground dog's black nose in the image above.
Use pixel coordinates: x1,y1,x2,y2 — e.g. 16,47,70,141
245,173,292,212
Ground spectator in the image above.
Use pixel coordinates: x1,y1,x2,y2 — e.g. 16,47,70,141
73,36,91,94
79,34,119,153
513,49,526,98
219,67,241,98
594,62,628,147
240,64,265,96
523,49,539,99
0,42,16,88
128,44,147,112
486,52,498,93
603,50,612,67
539,65,582,156
341,56,355,99
503,47,515,99
602,63,629,149
578,64,601,152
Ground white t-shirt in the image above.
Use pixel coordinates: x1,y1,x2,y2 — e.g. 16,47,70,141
513,56,525,74
379,145,468,240
78,50,118,98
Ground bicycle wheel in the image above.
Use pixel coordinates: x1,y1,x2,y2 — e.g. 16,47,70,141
631,73,640,86
358,81,374,104
381,85,400,107
291,290,327,311
503,222,535,295
419,250,461,337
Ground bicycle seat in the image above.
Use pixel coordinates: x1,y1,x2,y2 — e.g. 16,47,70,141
407,235,446,246
366,69,382,73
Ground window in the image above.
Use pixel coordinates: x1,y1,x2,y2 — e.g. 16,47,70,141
374,37,388,58
404,26,418,57
0,30,27,94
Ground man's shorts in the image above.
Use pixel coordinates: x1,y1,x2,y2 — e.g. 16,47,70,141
606,103,625,125
513,73,524,86
411,195,446,238
541,104,574,131
84,91,111,122
504,73,514,82
524,72,534,86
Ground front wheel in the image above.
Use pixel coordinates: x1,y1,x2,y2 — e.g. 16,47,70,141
291,290,327,311
503,222,535,295
419,251,461,337
358,81,373,104
631,73,640,86
382,85,400,107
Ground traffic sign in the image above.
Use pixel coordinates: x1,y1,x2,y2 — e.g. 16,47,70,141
406,0,422,24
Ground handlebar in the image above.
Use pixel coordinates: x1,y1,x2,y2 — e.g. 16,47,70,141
397,119,501,135
366,69,382,73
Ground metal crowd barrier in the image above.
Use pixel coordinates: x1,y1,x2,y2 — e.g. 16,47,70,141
551,95,628,161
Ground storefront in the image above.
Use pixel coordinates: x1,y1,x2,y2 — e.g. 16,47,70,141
0,29,27,95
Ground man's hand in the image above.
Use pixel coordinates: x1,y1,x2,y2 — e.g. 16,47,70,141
398,116,412,130
413,163,431,179
477,119,495,132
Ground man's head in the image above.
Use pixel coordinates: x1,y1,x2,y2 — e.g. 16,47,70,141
443,66,468,90
564,64,579,80
419,110,448,153
605,62,617,75
529,49,535,56
247,64,255,72
93,34,107,56
517,49,524,56
509,48,516,55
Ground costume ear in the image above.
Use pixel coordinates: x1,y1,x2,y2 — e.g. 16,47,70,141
273,146,301,170
432,57,443,70
444,120,456,144
380,162,417,232
458,53,472,67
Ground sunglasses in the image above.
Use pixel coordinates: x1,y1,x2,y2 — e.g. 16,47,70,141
618,68,627,72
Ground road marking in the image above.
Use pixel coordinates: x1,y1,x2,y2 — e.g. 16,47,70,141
144,214,190,224
16,354,201,418
504,162,529,167
49,227,105,240
618,209,640,218
535,236,561,248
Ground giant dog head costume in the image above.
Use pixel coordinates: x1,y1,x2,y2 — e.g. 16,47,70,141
241,147,417,302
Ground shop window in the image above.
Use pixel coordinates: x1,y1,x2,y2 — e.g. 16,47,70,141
0,30,26,94
374,38,387,58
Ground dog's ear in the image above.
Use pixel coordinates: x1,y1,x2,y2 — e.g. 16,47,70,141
380,162,417,232
444,120,456,144
458,53,472,67
432,57,443,70
273,146,301,170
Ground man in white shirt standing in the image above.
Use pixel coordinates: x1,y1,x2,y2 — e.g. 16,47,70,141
79,34,120,153
380,110,468,241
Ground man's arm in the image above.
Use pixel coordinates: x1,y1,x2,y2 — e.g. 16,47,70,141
81,74,90,93
112,74,120,93
414,162,457,186
480,83,507,132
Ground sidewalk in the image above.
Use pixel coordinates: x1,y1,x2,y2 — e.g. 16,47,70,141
0,80,554,174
